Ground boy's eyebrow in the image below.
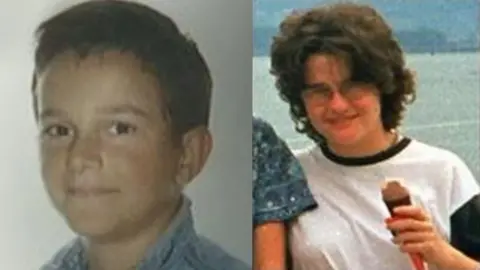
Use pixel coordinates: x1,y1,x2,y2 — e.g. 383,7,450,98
97,104,151,119
39,105,151,119
39,108,66,119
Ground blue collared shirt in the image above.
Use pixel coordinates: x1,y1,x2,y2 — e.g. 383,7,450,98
253,117,317,225
40,197,249,270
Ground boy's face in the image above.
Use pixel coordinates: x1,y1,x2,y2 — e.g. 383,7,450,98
35,50,186,240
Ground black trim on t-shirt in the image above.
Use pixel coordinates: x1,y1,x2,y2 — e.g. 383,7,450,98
320,137,412,166
450,194,480,259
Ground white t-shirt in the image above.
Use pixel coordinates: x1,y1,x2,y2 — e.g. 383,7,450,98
289,137,480,270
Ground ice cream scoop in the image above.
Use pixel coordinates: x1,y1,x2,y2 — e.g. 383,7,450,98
382,180,412,224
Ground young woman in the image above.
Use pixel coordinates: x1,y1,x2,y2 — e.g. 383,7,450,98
269,3,480,270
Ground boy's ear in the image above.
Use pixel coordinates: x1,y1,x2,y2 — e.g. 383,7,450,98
175,126,212,187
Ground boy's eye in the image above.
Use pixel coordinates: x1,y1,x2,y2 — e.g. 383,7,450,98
43,125,72,137
108,121,137,135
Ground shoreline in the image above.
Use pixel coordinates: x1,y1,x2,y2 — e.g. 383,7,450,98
253,50,479,57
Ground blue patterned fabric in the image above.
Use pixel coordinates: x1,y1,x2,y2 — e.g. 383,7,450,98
253,117,317,225
40,197,249,270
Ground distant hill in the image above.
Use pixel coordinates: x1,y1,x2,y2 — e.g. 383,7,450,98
254,27,478,56
253,0,478,56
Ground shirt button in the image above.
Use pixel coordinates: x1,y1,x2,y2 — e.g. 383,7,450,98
290,196,296,202
266,201,274,208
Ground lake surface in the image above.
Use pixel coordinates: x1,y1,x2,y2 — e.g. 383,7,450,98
253,53,480,180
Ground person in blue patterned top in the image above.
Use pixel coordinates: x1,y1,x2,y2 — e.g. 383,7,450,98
31,1,248,269
253,117,317,269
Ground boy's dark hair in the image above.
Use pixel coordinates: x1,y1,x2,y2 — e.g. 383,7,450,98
270,3,416,143
32,0,212,138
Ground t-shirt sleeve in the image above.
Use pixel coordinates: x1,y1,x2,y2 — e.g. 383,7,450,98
448,154,480,259
253,118,317,225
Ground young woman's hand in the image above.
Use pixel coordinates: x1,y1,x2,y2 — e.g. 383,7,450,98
386,205,479,270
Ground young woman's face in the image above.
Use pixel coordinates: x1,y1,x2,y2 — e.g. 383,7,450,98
302,54,384,147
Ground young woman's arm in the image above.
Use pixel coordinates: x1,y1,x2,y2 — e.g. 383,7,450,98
254,221,287,270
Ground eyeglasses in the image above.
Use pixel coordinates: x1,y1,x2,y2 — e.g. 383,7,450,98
301,81,373,105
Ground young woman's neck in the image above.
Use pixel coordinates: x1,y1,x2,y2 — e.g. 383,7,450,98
327,128,397,158
87,199,182,270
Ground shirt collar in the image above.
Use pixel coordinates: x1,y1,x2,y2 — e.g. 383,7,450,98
48,196,196,270
138,196,196,269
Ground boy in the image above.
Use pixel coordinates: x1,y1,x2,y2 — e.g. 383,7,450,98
33,1,249,269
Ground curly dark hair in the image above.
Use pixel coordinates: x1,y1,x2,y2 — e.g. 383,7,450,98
270,3,416,144
31,0,212,139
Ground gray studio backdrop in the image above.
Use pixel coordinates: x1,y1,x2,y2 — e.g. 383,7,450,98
0,0,252,268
